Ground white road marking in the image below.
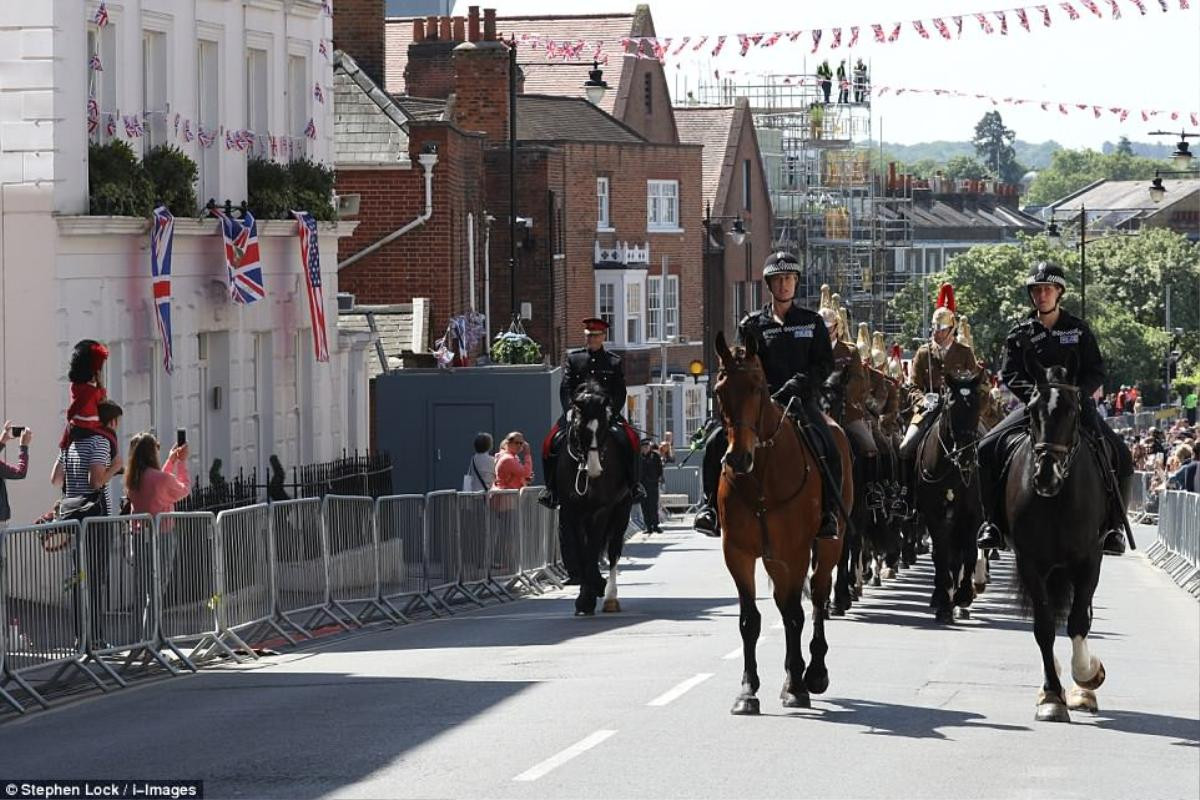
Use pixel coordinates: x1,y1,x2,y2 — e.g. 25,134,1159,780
513,730,617,782
722,646,743,660
647,672,714,706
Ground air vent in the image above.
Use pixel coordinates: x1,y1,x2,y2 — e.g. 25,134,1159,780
336,292,356,312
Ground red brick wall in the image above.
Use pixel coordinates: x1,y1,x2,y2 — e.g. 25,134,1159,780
451,42,511,141
405,41,458,98
333,0,385,87
336,122,489,352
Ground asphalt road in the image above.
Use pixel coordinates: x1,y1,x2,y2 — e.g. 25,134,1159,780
1,518,1196,800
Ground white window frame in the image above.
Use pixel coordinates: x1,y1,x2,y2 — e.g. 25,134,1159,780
625,385,647,432
732,281,746,329
287,50,310,161
196,36,221,206
597,280,617,336
683,383,706,441
597,176,611,230
665,274,679,339
748,280,762,313
87,23,117,145
141,29,168,156
647,276,661,342
595,269,650,349
245,45,270,160
647,180,680,231
626,281,643,345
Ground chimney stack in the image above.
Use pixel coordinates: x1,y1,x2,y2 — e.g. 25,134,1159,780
451,36,511,141
468,6,481,42
333,0,386,87
484,8,497,41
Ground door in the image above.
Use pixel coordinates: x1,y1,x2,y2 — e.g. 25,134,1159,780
432,403,496,491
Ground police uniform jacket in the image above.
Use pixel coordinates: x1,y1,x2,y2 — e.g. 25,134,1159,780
560,346,627,415
831,340,869,423
1000,309,1104,406
908,340,978,404
738,302,834,395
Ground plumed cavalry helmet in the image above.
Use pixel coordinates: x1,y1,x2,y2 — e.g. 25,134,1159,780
870,331,887,368
1026,261,1068,289
832,293,852,344
957,316,975,351
762,250,803,278
931,282,957,331
817,283,839,332
886,344,904,380
856,322,871,361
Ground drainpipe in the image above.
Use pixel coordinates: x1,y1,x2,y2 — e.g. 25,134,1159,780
484,213,494,344
337,151,438,271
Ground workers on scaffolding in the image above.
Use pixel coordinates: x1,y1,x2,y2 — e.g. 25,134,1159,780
817,60,833,104
837,60,850,103
853,59,869,103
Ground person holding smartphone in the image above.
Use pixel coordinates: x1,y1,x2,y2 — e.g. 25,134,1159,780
494,431,533,490
1,420,33,532
125,431,191,516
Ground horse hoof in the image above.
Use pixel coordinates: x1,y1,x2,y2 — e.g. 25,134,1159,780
955,606,971,620
731,696,760,715
935,608,954,624
1076,660,1106,691
804,670,830,696
780,691,811,709
871,575,882,587
602,599,621,613
830,603,847,617
973,582,986,595
882,567,896,580
574,608,595,617
1067,686,1099,713
1035,702,1071,723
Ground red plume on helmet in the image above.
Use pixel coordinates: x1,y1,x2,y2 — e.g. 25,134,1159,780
936,283,956,312
890,344,901,360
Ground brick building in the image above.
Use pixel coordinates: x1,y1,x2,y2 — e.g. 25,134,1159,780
675,99,774,374
376,5,708,437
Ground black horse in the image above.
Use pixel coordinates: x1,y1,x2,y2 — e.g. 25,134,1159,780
912,370,985,623
821,368,869,615
556,380,634,616
1002,363,1108,722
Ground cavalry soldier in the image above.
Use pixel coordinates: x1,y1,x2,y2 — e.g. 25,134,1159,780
976,262,1131,555
817,285,874,458
958,316,1003,432
867,333,901,438
694,251,842,539
539,318,642,509
882,343,905,437
899,283,978,459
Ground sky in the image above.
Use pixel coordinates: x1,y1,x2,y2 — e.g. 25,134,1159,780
447,0,1200,149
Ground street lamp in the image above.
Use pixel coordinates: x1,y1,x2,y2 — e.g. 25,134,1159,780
702,203,752,375
506,42,608,324
1045,203,1097,319
1149,129,1198,167
1146,168,1200,203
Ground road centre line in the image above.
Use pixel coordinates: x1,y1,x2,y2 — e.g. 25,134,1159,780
647,673,714,706
513,730,617,782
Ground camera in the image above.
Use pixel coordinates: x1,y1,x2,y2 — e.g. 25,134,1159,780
9,425,24,437
176,428,187,447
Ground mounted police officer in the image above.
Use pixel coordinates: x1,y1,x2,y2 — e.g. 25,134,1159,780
976,261,1131,555
899,283,978,460
539,317,642,509
693,251,841,539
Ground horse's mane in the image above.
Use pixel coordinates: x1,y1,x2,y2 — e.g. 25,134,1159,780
573,379,611,410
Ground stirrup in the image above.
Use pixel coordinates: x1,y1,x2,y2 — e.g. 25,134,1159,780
537,488,559,509
694,506,720,536
817,511,839,539
1101,529,1126,556
976,522,1005,550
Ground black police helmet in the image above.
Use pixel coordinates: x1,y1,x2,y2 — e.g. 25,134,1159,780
762,251,802,279
1025,261,1068,290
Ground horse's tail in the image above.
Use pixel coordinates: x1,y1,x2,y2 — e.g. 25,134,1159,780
1014,565,1074,624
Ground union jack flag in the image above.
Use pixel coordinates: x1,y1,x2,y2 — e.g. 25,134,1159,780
314,83,324,104
150,206,175,373
93,2,109,27
304,118,317,140
182,119,194,143
89,53,103,71
318,39,329,59
87,96,100,134
292,211,329,362
214,209,266,305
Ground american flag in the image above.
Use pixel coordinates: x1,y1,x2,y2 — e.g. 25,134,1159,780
213,209,266,304
150,206,175,373
292,211,329,362
304,118,317,140
94,2,109,27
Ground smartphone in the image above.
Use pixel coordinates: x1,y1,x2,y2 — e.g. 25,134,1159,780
9,426,24,437
176,428,187,447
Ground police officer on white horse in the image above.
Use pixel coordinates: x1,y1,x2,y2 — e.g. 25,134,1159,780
976,261,1131,555
693,251,841,539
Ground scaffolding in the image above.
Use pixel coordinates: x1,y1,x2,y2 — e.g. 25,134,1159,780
686,73,913,333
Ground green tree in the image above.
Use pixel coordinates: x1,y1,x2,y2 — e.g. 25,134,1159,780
1089,308,1172,403
944,155,990,181
1115,136,1134,156
972,111,1025,184
1023,147,1167,205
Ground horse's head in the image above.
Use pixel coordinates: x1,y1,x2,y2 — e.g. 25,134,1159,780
714,330,769,476
821,367,850,421
1027,362,1082,497
943,369,984,445
569,379,612,479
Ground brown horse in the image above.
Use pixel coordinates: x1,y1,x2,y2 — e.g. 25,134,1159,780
714,331,853,715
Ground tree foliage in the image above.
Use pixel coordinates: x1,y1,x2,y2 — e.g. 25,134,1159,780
972,111,1025,184
888,228,1200,402
944,155,991,181
1023,148,1167,205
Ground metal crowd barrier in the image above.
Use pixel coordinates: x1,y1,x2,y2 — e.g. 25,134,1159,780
2,487,565,715
1147,491,1200,598
1129,471,1153,512
661,465,702,505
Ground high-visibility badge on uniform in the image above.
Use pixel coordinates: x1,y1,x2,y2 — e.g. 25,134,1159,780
583,317,610,335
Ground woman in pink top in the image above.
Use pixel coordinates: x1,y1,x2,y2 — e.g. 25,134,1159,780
124,432,191,516
493,431,533,489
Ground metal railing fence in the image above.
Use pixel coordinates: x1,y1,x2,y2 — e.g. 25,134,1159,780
1,487,561,715
1146,490,1200,598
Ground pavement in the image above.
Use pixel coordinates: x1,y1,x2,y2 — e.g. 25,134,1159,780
0,517,1196,800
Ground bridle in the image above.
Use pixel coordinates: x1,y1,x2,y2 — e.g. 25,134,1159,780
919,382,981,485
565,400,610,497
1030,381,1082,483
